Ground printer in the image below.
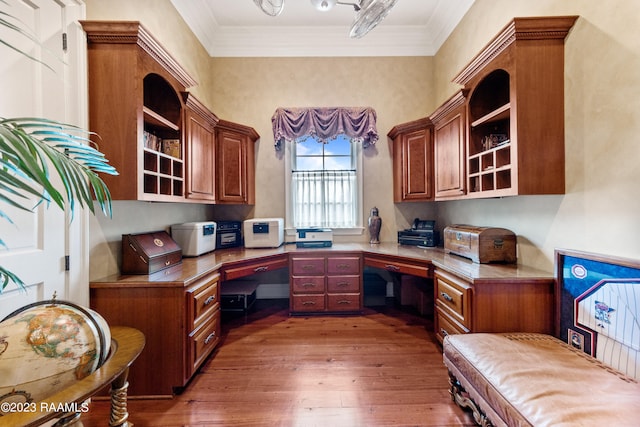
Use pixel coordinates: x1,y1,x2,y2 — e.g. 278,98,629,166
295,227,333,248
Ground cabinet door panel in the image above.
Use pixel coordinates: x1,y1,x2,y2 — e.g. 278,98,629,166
185,110,215,201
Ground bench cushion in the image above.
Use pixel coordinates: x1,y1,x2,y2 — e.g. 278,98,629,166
443,333,640,427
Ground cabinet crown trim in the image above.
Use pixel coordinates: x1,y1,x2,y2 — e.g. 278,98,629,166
387,117,433,139
429,89,468,123
80,20,198,89
453,15,578,85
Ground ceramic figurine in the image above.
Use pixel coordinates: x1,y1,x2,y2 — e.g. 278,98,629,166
368,206,382,244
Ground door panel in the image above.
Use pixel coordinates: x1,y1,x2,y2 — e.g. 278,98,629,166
0,0,87,319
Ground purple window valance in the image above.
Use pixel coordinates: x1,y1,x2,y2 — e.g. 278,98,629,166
272,107,379,150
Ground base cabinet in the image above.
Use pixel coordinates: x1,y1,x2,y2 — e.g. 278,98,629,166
434,268,553,343
290,253,363,314
90,272,221,396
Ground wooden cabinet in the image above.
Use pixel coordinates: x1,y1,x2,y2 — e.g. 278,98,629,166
430,90,467,199
90,271,221,396
81,21,197,202
434,268,554,344
290,253,363,314
215,119,259,204
182,93,219,202
453,16,577,197
388,118,434,202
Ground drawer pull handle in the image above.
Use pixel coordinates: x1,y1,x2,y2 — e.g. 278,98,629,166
254,266,269,273
338,300,351,305
337,282,349,287
384,264,400,271
440,292,454,302
302,265,316,271
336,263,350,270
165,260,170,266
440,328,449,337
204,332,216,345
302,301,316,306
204,295,216,305
302,282,316,288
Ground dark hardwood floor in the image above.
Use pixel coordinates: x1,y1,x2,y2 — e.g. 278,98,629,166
82,299,476,426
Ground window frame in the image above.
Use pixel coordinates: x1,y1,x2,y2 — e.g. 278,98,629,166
284,136,364,237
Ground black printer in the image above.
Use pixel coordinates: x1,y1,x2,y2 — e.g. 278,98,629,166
398,218,439,247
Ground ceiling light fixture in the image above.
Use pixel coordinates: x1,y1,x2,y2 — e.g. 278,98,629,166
311,0,337,12
254,0,397,38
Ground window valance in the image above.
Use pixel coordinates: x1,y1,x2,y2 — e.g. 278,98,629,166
272,107,379,150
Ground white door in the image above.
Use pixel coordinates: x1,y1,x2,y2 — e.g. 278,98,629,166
0,0,88,319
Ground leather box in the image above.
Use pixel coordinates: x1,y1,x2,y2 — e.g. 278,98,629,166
444,225,516,263
121,231,182,274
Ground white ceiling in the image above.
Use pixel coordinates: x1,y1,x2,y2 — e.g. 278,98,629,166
170,0,475,57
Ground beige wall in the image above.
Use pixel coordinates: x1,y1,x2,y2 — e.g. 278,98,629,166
87,0,640,279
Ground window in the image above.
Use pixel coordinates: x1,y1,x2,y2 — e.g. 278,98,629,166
285,134,363,233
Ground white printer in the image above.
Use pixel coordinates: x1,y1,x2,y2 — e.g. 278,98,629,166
243,218,284,248
295,228,333,248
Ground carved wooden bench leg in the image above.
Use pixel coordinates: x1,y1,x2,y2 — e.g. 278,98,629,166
109,367,132,427
448,370,493,427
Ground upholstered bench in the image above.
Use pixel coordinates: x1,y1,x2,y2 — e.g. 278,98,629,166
443,332,640,427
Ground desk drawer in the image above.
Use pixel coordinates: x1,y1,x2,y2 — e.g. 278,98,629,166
326,293,361,312
188,273,220,331
291,257,326,275
189,310,220,376
327,275,360,293
436,306,469,343
327,256,360,275
364,254,430,278
222,255,289,281
435,270,471,327
292,276,325,294
291,294,325,312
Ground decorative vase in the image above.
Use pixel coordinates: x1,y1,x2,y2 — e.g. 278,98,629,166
368,206,382,244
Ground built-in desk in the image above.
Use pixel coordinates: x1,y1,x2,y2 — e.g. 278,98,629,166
90,243,554,396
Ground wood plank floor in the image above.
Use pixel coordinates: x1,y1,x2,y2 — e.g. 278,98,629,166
82,300,476,426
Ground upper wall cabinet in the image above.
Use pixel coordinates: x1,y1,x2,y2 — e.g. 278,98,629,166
81,21,197,202
215,120,259,204
388,118,434,202
453,16,578,198
429,89,468,200
182,93,219,202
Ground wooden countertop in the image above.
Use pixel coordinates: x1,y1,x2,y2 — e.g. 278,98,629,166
91,243,553,287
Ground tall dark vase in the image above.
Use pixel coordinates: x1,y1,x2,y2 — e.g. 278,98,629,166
368,207,382,244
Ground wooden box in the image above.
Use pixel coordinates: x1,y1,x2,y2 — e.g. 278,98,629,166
121,231,182,274
443,225,516,263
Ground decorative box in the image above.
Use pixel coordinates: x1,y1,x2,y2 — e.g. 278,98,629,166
121,231,182,274
443,225,516,263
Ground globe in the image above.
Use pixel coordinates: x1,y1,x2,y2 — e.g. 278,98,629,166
0,300,111,414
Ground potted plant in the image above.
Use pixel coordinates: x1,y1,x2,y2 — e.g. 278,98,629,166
0,2,117,292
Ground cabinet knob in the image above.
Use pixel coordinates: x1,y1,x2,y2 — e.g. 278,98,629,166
204,295,216,305
440,328,449,337
204,332,216,345
440,292,454,302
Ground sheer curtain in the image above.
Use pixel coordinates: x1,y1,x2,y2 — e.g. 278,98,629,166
292,170,357,228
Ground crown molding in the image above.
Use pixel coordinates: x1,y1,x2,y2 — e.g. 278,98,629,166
171,0,474,58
